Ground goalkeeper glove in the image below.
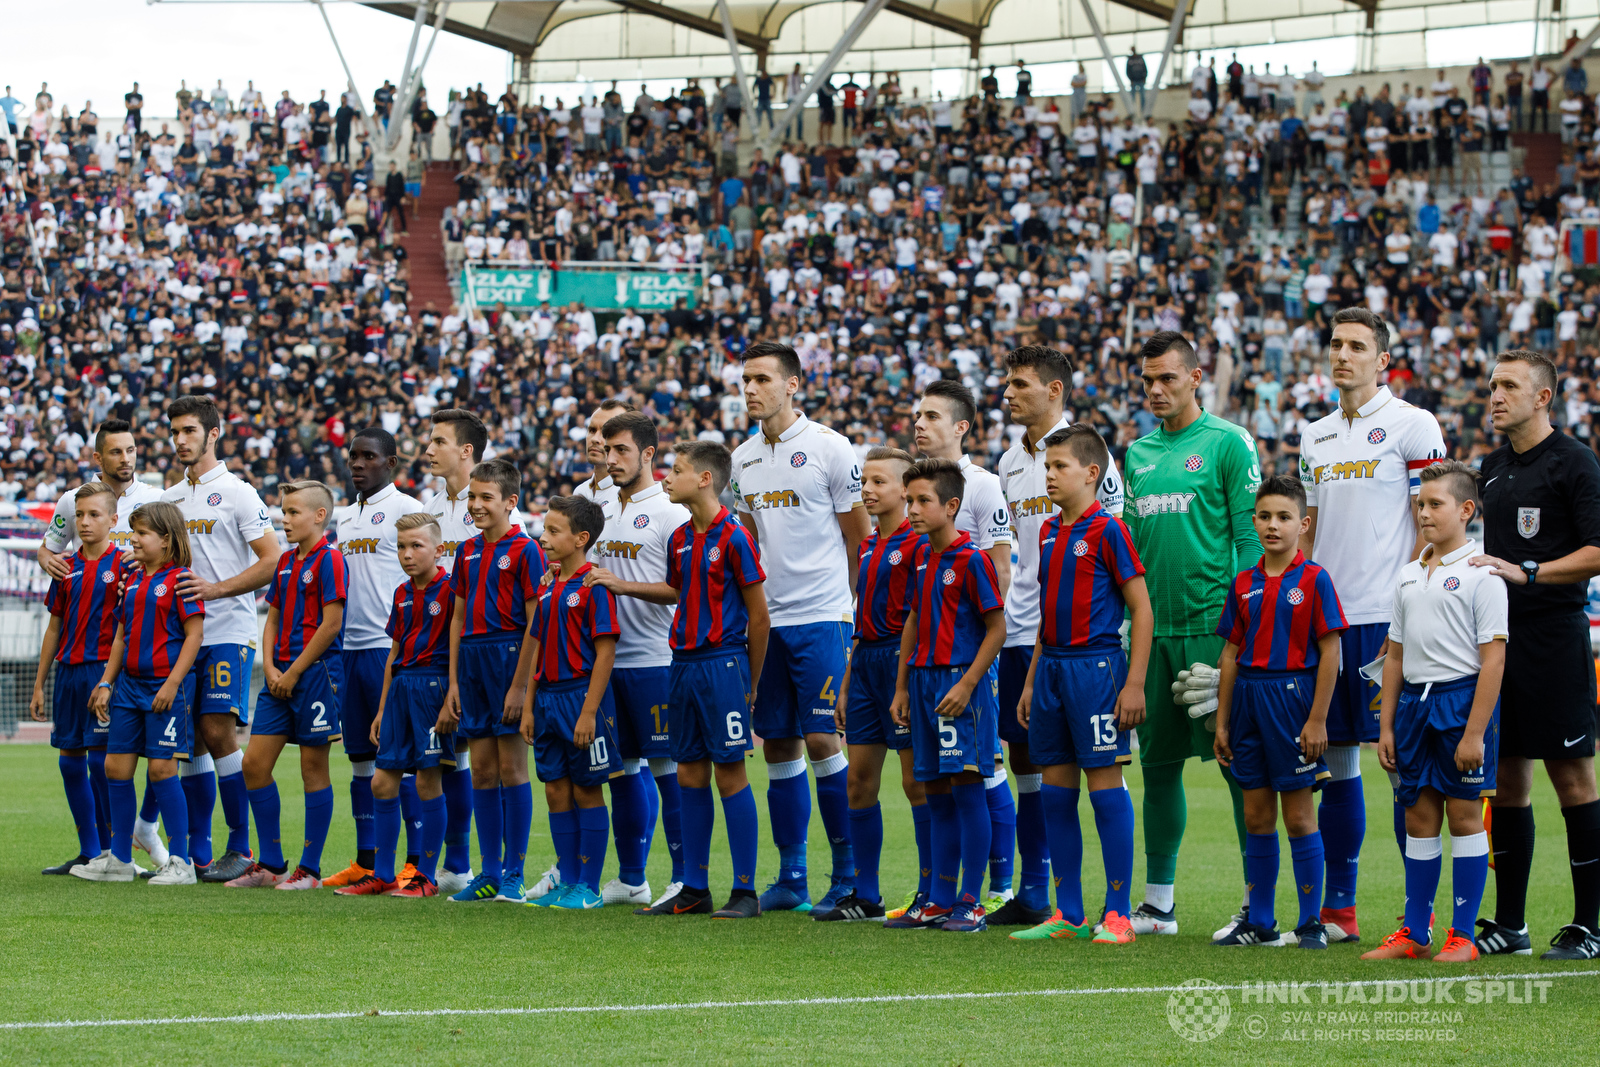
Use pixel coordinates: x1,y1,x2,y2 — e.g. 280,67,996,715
1171,661,1219,721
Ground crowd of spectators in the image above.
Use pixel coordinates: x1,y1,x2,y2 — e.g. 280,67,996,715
1,48,1599,528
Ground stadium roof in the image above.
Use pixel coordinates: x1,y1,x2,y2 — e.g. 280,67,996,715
361,0,1581,80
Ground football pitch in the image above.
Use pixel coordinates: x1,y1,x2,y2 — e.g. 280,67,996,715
0,746,1595,1066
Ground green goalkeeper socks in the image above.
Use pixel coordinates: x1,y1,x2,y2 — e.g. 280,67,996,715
1142,760,1187,885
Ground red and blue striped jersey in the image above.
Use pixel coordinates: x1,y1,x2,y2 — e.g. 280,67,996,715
46,548,125,664
1038,503,1145,650
1217,552,1348,670
666,507,765,652
532,562,621,683
385,569,454,669
119,562,204,679
907,532,1004,667
450,530,545,638
265,538,348,664
854,518,921,643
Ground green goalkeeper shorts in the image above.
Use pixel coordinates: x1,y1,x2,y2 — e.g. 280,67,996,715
1136,634,1224,767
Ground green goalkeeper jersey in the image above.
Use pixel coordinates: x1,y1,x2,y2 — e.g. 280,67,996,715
1122,411,1262,637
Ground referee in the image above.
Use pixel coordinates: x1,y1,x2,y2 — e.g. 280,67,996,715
1470,349,1600,961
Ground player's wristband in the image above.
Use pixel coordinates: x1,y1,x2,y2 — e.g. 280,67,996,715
95,682,112,691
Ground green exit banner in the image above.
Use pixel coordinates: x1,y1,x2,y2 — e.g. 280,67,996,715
462,265,701,310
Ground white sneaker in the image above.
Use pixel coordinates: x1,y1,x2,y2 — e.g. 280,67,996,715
147,858,197,885
601,877,652,906
132,818,170,867
523,864,562,901
651,880,685,908
436,867,475,896
1126,902,1180,935
1213,907,1249,942
70,854,138,882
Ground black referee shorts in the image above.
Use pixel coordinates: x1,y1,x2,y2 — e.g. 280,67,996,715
1500,611,1598,761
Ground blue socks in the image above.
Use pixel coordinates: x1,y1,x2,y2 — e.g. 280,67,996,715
1090,786,1136,918
722,784,759,894
1451,831,1490,936
926,791,960,909
472,786,503,882
1014,775,1051,910
502,781,533,879
214,750,250,855
1403,834,1443,945
1290,831,1325,929
951,781,991,904
912,802,932,896
1246,832,1281,931
108,777,136,863
1041,784,1084,923
248,782,284,870
300,786,333,875
1393,800,1407,853
87,750,110,854
1318,762,1365,911
140,777,160,823
767,759,810,888
374,795,402,883
59,754,100,858
180,766,216,867
150,776,190,863
681,784,715,892
549,808,579,885
399,775,421,860
442,766,472,874
654,768,685,882
986,773,1016,893
351,769,376,852
610,768,650,885
577,805,610,893
419,793,446,882
812,753,854,883
849,804,884,903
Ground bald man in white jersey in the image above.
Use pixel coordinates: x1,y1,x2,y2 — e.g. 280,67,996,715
162,396,281,883
730,341,871,914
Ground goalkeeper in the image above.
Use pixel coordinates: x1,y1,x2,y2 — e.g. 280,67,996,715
1119,332,1262,936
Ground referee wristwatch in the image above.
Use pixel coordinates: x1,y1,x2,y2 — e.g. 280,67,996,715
1520,560,1540,585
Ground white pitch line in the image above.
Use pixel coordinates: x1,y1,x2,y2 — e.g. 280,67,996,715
3,970,1597,1032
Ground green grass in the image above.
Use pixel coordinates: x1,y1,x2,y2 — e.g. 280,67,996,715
0,745,1595,1065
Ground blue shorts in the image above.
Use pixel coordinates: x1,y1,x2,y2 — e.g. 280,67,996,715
253,657,343,747
1395,675,1499,807
51,661,109,750
611,666,671,760
377,669,449,772
1226,668,1330,793
534,678,622,787
192,643,256,724
909,665,997,782
107,674,194,760
752,621,850,740
1327,622,1387,745
1028,645,1133,769
996,644,1034,747
843,639,909,750
341,648,390,760
669,649,752,765
458,634,524,740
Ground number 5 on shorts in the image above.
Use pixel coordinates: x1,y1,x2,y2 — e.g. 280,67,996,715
939,722,957,749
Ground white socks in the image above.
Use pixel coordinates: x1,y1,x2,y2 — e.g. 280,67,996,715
769,758,806,780
179,753,215,778
1324,744,1360,781
811,752,848,778
1145,883,1175,912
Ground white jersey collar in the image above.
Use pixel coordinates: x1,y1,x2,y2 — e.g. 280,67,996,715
765,411,810,445
624,480,666,505
1421,538,1478,567
356,483,399,508
1341,389,1394,423
185,463,227,487
1029,416,1073,455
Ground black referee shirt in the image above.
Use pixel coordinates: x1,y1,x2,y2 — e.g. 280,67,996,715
1481,426,1600,619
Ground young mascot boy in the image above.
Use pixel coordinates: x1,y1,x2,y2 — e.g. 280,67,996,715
1365,461,1507,963
522,495,623,911
1012,426,1153,946
888,458,1006,933
1213,475,1346,948
337,512,454,897
228,481,348,890
629,441,770,919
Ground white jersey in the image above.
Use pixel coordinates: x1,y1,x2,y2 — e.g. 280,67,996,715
1299,391,1445,626
162,464,273,648
574,474,620,510
334,483,426,650
730,412,863,627
427,483,525,571
955,454,1012,551
1000,416,1126,647
1389,539,1508,683
43,478,165,553
593,480,691,668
